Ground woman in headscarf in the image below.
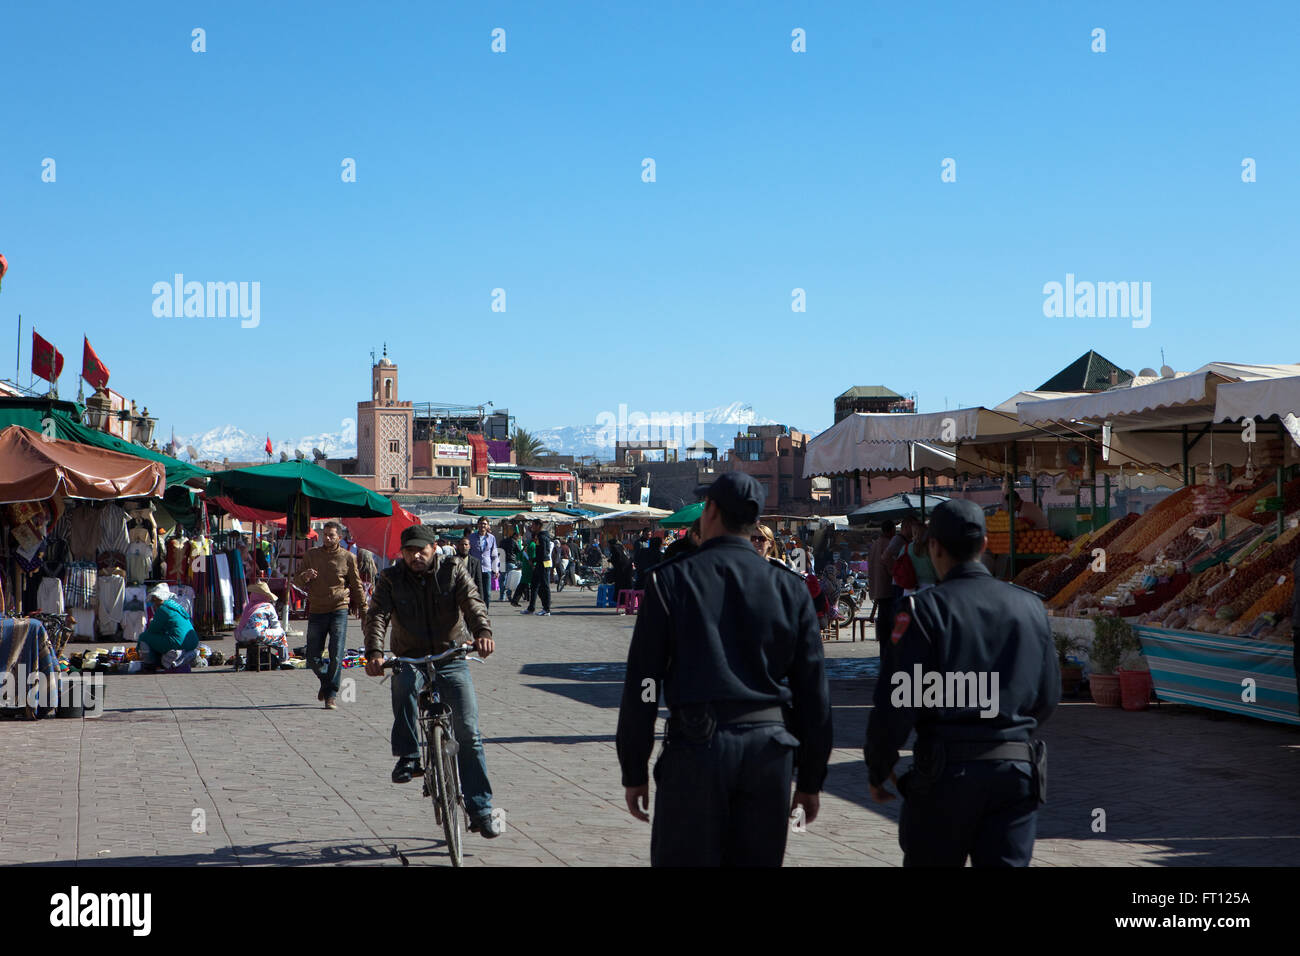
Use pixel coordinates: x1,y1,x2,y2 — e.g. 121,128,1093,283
137,583,200,671
234,580,289,663
608,534,635,594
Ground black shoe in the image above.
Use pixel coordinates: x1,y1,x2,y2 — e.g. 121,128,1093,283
391,757,422,783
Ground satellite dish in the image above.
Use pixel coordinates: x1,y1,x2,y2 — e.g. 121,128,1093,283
1139,367,1157,378
185,445,199,460
294,449,305,460
1160,365,1175,378
312,447,326,460
279,451,289,463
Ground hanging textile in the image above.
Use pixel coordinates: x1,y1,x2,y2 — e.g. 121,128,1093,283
97,573,125,636
98,503,130,555
213,553,235,627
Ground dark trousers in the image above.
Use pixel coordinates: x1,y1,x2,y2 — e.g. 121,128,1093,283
526,568,550,612
650,724,798,867
479,571,492,609
305,609,348,697
898,761,1038,867
875,595,896,679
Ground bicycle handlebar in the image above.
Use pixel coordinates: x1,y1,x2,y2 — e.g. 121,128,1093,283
380,643,483,669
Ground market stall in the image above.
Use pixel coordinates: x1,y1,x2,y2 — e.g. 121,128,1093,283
1008,369,1300,728
0,425,169,707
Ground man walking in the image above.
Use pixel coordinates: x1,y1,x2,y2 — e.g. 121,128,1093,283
865,499,1058,867
294,521,366,709
363,525,503,837
467,517,497,608
867,521,895,623
617,473,832,866
455,532,482,589
523,518,552,616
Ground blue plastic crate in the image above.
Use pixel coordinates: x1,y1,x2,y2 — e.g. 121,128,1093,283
596,584,616,608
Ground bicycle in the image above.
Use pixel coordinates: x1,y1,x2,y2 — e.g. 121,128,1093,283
382,643,484,867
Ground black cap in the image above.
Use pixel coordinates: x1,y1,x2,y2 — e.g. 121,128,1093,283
927,499,986,552
694,472,766,524
400,524,440,547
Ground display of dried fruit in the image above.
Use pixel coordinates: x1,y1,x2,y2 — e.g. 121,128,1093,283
1011,553,1070,590
1138,513,1203,562
1227,574,1294,635
1040,555,1095,606
1085,513,1139,554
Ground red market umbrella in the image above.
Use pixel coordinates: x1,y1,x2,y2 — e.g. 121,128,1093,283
345,504,422,560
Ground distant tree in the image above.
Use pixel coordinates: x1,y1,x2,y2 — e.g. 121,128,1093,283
512,426,552,465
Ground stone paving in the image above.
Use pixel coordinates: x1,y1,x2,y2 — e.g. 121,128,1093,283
2,588,1298,866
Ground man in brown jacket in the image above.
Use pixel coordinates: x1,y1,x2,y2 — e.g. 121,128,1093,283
294,521,366,709
363,524,502,838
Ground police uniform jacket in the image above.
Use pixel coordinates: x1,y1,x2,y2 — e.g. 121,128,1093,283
865,561,1059,787
616,535,833,792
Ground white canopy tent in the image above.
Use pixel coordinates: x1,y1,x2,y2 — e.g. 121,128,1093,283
1214,374,1300,447
1016,362,1300,474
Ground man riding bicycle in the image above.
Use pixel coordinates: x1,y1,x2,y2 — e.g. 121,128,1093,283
363,524,503,838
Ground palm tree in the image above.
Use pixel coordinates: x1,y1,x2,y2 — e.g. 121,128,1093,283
512,426,552,465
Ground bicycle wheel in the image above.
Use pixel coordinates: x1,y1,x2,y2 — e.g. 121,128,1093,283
431,722,463,866
416,713,441,823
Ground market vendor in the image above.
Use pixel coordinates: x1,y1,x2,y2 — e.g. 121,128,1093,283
137,583,200,671
234,580,289,662
1008,491,1049,530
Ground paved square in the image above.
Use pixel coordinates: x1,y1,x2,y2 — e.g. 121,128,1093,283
2,589,1298,866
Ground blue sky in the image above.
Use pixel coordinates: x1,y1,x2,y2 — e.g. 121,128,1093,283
2,1,1297,447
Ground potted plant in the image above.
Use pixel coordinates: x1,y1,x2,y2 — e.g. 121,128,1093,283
1054,633,1084,696
1088,616,1137,707
1116,646,1154,711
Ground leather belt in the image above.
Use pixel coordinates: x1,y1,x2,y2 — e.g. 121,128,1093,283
669,703,785,726
940,740,1034,762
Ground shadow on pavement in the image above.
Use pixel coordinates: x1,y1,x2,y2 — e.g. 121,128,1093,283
21,838,462,867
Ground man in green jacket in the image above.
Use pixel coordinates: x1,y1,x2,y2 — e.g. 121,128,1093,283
137,584,200,671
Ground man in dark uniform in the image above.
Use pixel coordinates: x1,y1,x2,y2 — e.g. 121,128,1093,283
616,473,833,867
522,518,552,616
865,499,1059,867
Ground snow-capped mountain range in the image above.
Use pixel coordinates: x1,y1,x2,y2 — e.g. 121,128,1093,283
532,402,782,458
173,403,783,462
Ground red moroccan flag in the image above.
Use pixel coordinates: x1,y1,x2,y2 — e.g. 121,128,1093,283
82,337,110,389
265,435,273,456
0,252,8,291
31,330,64,383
